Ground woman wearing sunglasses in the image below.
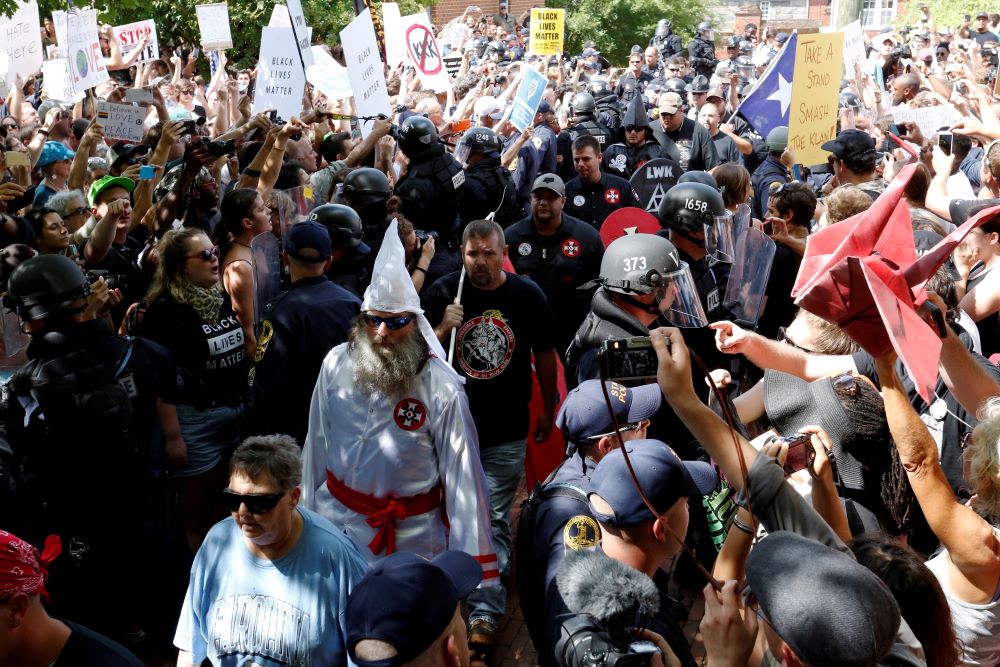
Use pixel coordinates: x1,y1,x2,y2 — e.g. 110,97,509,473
139,227,249,554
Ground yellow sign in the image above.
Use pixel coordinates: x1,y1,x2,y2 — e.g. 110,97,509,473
529,8,564,56
788,33,843,166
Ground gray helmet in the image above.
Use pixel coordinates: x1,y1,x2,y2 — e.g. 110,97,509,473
599,233,682,295
658,182,726,233
5,254,89,321
725,36,740,49
656,19,671,38
572,91,597,115
663,77,688,95
739,40,754,55
397,116,439,158
678,171,718,189
839,91,863,110
455,126,502,166
736,56,756,79
697,21,713,36
685,75,710,93
342,167,390,203
308,204,364,249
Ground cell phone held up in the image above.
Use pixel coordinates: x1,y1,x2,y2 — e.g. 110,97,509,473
772,432,814,476
938,131,953,156
600,337,661,383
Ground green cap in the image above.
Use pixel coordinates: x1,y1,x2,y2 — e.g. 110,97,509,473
88,175,136,207
766,126,789,153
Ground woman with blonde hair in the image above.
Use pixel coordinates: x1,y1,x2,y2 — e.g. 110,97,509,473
139,226,249,552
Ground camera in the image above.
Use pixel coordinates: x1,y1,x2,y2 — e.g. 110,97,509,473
206,139,237,157
179,46,191,60
414,229,439,243
269,111,302,142
556,615,656,667
86,270,128,291
768,432,813,475
982,48,998,67
599,337,660,383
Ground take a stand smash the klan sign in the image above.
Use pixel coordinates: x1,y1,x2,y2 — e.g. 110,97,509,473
787,33,842,167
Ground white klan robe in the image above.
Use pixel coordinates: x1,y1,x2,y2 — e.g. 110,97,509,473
301,220,499,584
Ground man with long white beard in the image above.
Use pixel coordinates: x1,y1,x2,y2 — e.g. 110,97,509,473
301,220,499,587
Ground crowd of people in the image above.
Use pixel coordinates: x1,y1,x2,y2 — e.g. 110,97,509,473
1,2,1000,666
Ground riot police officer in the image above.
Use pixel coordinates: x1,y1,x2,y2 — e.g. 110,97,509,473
456,127,518,228
394,116,467,283
688,22,719,79
568,92,615,149
649,18,683,60
716,36,741,76
0,254,184,640
602,95,669,180
338,167,392,254
588,79,623,133
515,380,660,667
310,203,372,297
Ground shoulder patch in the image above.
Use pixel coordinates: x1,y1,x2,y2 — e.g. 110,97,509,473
563,515,601,551
452,170,466,188
254,320,274,362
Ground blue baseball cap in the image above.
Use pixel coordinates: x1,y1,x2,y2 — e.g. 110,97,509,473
346,551,482,667
537,100,553,113
588,440,718,525
557,380,661,449
285,220,332,263
37,141,75,168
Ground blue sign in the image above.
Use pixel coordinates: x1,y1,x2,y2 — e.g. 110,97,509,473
509,68,548,132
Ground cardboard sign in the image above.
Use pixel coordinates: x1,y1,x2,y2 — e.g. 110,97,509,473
340,8,391,138
252,26,306,121
842,21,865,79
283,0,314,68
196,3,233,51
448,22,471,50
381,2,406,68
2,0,43,80
41,57,84,102
306,45,353,101
891,104,961,140
529,8,564,56
114,20,159,64
401,13,449,92
509,67,548,132
788,32,843,167
65,9,109,94
97,101,146,142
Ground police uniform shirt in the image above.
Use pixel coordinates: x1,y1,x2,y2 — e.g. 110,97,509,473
532,122,559,176
502,131,541,217
563,172,641,230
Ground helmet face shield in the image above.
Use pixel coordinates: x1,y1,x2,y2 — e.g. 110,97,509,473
705,212,737,264
655,263,708,328
454,141,472,168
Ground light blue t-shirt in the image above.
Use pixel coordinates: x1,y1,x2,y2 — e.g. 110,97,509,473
175,507,367,666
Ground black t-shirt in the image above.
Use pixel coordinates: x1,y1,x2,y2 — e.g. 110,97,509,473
423,271,557,447
758,242,803,340
54,619,145,666
972,30,999,46
82,229,150,329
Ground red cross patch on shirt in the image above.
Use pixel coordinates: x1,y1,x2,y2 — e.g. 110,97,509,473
604,188,620,204
562,238,581,257
393,399,427,431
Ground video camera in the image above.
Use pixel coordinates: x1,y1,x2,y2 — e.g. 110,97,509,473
86,269,128,291
555,614,658,667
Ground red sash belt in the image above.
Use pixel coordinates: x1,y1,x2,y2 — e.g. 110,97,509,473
326,470,442,556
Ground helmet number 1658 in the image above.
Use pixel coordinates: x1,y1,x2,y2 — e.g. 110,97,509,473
685,198,708,212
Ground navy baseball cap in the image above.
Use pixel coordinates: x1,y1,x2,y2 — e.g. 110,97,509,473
347,551,482,667
285,220,332,262
557,380,661,449
588,440,718,525
537,100,553,113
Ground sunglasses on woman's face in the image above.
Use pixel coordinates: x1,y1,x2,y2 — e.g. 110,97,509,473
222,489,285,514
188,246,221,262
362,313,414,330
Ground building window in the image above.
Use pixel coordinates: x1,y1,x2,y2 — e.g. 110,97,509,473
759,0,771,21
862,0,897,29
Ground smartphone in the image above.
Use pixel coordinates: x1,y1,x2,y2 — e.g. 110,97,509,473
600,337,660,383
4,151,30,168
451,118,472,133
938,131,953,156
761,219,774,235
777,433,813,476
139,165,156,180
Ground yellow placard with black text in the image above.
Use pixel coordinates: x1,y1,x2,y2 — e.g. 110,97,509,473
529,8,564,56
788,33,843,167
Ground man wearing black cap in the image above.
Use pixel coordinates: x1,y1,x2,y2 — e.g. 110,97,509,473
252,220,362,446
516,380,659,667
972,12,999,46
347,551,482,667
106,142,149,177
822,129,885,201
504,174,604,353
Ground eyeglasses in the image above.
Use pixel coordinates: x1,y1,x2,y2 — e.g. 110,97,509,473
363,313,414,330
624,125,645,132
188,246,220,262
179,90,194,96
1,123,16,129
68,206,90,217
222,488,285,514
586,421,645,441
667,67,683,72
776,326,813,353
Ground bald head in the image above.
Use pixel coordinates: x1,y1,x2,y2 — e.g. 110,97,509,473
891,74,921,104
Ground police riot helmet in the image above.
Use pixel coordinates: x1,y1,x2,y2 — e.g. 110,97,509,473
739,40,754,55
697,21,713,38
397,116,439,158
663,78,688,95
725,36,740,50
678,171,719,190
6,254,90,322
342,167,391,204
736,56,756,80
308,204,364,249
455,126,502,166
839,91,863,111
659,182,726,233
587,78,612,99
656,19,671,38
473,36,489,58
572,92,597,115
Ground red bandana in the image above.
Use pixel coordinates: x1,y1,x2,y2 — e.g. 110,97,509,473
0,532,61,602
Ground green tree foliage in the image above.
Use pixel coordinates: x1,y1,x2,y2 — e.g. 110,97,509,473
554,0,711,67
897,1,991,33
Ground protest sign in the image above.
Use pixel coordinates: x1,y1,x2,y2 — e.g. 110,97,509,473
2,0,43,80
42,58,84,102
196,3,233,51
306,45,353,101
252,27,306,121
529,8,564,56
788,32,843,167
97,101,146,142
842,21,865,78
114,20,159,63
381,3,406,68
268,5,313,41
509,67,548,132
448,21,471,50
66,9,109,94
0,55,9,99
340,8,391,138
284,0,314,68
401,13,450,92
891,104,961,140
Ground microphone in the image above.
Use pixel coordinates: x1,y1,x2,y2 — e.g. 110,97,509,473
555,550,660,623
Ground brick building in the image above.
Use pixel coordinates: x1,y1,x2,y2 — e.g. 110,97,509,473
431,0,537,28
721,0,914,36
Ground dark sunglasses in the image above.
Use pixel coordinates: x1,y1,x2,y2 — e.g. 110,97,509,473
624,125,645,132
776,326,812,353
831,370,860,396
363,313,414,330
222,488,285,514
188,246,221,262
